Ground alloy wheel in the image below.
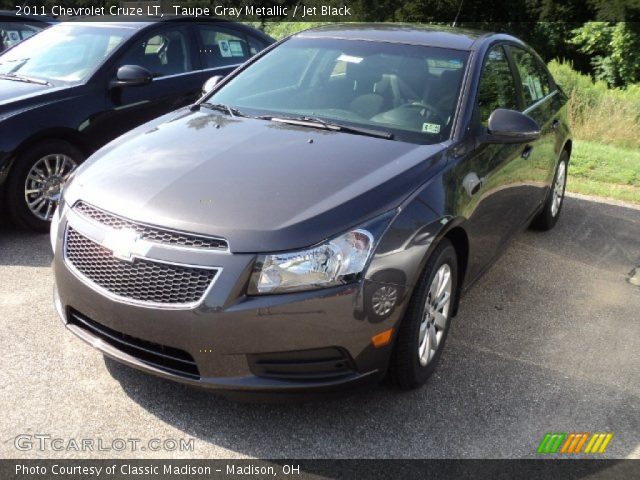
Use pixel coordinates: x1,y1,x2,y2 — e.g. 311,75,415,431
551,159,566,217
418,263,452,367
24,154,77,221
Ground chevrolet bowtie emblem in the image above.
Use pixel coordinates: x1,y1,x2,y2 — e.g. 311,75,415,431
102,228,146,262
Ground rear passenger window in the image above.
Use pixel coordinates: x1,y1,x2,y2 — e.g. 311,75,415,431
197,25,251,69
476,46,519,125
511,47,551,107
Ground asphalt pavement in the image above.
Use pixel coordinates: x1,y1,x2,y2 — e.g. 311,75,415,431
1,195,638,459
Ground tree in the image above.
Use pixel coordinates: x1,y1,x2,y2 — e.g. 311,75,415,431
570,22,640,86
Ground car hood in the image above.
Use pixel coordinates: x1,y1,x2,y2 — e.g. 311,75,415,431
0,78,51,103
0,79,81,116
68,109,447,253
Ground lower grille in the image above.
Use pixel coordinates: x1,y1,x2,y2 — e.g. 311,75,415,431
68,310,199,379
64,227,218,306
248,347,355,381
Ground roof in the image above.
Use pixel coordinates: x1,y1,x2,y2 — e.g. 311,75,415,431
296,23,494,50
0,10,56,22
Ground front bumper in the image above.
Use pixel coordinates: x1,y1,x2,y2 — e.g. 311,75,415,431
53,232,406,393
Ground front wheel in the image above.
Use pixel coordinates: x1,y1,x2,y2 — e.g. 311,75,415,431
389,239,458,389
7,140,84,232
530,150,568,231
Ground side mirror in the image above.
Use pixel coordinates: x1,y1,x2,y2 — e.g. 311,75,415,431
484,108,540,144
202,75,223,95
110,65,152,88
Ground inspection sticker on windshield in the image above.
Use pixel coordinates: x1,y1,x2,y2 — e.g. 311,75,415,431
422,123,441,134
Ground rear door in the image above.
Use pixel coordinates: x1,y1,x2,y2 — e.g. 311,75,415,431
507,45,559,213
100,24,203,143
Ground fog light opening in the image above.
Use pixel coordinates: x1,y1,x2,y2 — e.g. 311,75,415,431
371,328,393,348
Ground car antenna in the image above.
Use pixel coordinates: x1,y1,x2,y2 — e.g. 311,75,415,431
452,0,464,27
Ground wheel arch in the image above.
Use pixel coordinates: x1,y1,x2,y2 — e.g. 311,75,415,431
441,225,470,316
11,129,92,163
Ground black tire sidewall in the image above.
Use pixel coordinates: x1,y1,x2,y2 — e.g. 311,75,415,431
7,140,85,232
391,239,458,389
531,150,569,230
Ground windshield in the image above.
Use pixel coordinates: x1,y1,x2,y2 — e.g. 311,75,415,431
0,23,133,84
209,37,469,144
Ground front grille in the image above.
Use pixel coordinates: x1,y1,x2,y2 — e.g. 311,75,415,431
68,310,199,378
74,202,228,250
65,227,218,305
248,347,355,381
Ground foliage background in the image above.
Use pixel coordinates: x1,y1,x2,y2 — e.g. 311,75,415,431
3,0,639,202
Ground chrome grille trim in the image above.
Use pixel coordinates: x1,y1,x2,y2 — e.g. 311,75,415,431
74,201,228,251
63,225,221,309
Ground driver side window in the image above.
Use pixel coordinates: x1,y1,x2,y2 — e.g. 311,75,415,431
116,27,192,78
477,46,518,125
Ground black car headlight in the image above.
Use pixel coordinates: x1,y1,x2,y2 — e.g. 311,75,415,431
249,211,396,295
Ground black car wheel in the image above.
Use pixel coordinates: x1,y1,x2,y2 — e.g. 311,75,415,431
7,140,84,232
390,238,458,389
530,150,569,231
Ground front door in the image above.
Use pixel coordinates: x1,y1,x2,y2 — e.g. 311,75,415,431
100,25,203,144
454,44,533,281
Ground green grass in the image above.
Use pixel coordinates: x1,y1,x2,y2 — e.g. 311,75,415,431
567,141,640,204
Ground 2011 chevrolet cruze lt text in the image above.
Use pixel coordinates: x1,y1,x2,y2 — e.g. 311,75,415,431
52,25,572,394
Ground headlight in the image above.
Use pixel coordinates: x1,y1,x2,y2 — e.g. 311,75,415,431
253,229,375,294
49,203,62,253
50,171,76,253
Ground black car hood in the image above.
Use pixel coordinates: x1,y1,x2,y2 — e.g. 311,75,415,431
0,78,80,117
69,110,447,253
0,78,52,104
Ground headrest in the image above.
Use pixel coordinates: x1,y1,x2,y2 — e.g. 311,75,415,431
345,55,386,86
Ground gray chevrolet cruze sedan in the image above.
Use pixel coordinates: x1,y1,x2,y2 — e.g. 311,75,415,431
52,25,572,394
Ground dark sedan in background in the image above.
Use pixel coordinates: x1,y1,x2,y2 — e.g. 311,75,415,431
52,25,572,395
0,10,56,52
0,18,273,230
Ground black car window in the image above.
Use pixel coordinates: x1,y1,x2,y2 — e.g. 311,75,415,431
196,25,251,69
0,24,131,83
476,45,519,125
247,35,268,56
117,26,192,78
0,22,41,51
510,47,552,108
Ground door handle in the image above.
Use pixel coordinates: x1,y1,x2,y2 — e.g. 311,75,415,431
521,145,533,159
551,119,560,130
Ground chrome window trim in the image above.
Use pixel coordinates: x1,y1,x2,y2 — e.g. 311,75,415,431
523,89,558,115
62,221,223,311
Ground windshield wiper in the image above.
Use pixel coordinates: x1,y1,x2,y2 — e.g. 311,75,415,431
259,115,394,140
0,73,51,86
197,102,247,117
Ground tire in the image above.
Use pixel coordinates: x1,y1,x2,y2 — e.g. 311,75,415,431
390,238,458,389
530,150,569,231
7,140,84,232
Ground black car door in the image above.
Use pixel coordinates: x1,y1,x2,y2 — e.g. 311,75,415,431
453,44,533,282
508,45,561,213
98,24,203,143
194,23,269,86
